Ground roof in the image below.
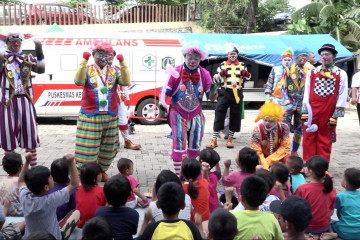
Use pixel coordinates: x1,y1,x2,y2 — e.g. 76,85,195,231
181,33,355,66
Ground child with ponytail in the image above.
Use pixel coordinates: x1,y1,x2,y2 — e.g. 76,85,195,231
181,157,210,227
294,155,336,238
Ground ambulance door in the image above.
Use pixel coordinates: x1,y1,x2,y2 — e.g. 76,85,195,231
42,48,82,117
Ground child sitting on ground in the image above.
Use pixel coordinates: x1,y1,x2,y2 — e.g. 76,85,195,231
82,216,113,240
49,158,77,221
19,153,79,240
95,175,139,240
76,162,107,228
231,175,283,240
328,168,360,239
295,155,336,239
208,208,238,240
139,170,192,235
232,169,280,212
0,152,23,217
222,147,259,205
141,182,202,240
269,163,291,200
0,198,24,240
117,158,150,208
270,195,313,240
198,148,221,213
285,156,305,193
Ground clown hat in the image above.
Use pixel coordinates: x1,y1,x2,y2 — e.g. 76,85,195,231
182,41,208,60
282,48,293,59
294,48,310,58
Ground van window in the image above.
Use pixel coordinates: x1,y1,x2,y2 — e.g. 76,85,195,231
61,54,78,71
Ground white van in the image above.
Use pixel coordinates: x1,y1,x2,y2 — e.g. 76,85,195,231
21,32,185,124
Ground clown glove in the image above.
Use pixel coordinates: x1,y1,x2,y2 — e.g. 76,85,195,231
83,52,91,61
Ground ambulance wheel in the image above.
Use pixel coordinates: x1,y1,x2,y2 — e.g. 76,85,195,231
137,98,165,125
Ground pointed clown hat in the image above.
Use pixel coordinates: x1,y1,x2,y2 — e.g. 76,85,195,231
282,47,293,59
182,41,208,60
255,99,285,123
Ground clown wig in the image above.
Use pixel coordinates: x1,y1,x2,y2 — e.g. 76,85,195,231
91,40,113,54
294,49,310,59
281,47,293,59
182,41,208,60
255,100,285,123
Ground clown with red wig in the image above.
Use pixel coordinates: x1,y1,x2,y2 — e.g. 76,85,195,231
251,101,291,169
74,40,130,181
165,41,213,176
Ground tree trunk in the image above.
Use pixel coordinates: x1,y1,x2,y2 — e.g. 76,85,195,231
245,0,258,33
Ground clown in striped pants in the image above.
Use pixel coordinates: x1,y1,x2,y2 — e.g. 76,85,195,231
170,110,205,175
75,112,119,172
0,96,39,166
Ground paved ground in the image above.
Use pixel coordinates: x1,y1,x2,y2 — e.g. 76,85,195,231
0,103,359,193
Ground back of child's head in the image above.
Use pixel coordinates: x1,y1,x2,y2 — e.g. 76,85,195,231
255,168,276,194
241,175,268,208
181,157,201,199
24,166,50,195
157,182,185,216
50,158,69,185
270,162,289,184
306,155,333,193
155,169,182,195
286,156,304,174
270,195,312,232
27,231,56,240
117,157,133,174
344,168,360,189
208,208,237,240
238,147,259,173
80,162,102,191
2,152,22,175
82,216,113,240
104,174,131,207
198,148,220,169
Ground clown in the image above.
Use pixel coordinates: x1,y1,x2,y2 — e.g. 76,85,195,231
207,46,251,149
250,101,291,169
302,44,348,162
165,42,213,176
285,49,310,156
0,26,45,166
74,40,130,181
265,48,293,107
108,51,141,150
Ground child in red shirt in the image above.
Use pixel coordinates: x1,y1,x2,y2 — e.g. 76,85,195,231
182,157,210,235
76,162,106,228
295,155,336,239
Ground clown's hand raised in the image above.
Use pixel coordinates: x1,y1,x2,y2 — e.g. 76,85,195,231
33,39,44,61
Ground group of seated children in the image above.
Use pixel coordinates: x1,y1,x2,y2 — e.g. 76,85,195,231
1,147,360,240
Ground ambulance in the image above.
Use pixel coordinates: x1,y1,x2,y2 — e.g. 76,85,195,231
21,32,185,125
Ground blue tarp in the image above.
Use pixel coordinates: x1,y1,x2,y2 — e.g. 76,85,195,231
180,33,355,66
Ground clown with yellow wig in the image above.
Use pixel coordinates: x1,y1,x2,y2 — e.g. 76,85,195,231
250,101,291,169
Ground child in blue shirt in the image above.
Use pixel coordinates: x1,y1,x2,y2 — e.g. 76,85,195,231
328,168,360,240
285,156,305,193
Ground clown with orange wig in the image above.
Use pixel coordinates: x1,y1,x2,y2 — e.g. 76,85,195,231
250,100,291,169
74,40,130,181
165,41,213,176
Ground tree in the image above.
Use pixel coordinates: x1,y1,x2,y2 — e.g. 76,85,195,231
197,0,249,33
288,0,360,51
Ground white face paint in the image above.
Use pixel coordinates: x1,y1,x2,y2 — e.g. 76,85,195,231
320,50,335,68
185,52,201,70
227,51,238,62
263,117,277,131
282,57,292,68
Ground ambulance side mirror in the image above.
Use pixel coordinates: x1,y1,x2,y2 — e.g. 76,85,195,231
48,74,53,80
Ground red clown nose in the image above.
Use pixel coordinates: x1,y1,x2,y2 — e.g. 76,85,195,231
265,122,271,128
14,42,19,47
191,60,195,64
302,56,307,60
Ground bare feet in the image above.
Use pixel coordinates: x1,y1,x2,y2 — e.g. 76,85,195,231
320,232,338,240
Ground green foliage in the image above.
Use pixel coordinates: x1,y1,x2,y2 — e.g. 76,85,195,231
99,0,126,6
254,0,294,32
288,0,360,51
0,0,23,3
198,0,249,33
136,0,189,5
63,0,90,8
